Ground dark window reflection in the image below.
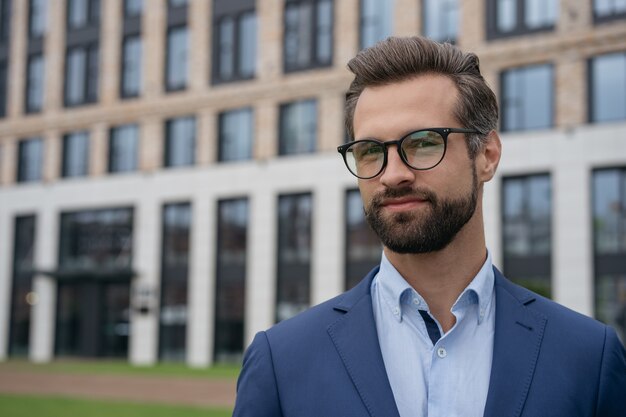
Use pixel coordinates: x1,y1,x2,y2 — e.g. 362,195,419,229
29,0,47,38
501,64,553,131
490,0,557,37
0,0,10,42
0,60,7,117
164,116,195,167
64,44,99,106
214,198,248,362
166,26,188,90
360,0,393,49
121,35,141,98
67,0,99,29
594,0,626,20
590,52,626,123
109,124,138,173
9,215,36,356
62,131,89,178
593,168,626,343
423,0,458,43
17,137,43,183
159,202,191,361
345,189,381,290
124,0,142,18
279,99,317,155
284,0,333,72
502,174,552,298
218,108,253,162
276,193,312,322
26,54,45,113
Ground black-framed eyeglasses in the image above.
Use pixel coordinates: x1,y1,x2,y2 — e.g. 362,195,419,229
337,127,482,179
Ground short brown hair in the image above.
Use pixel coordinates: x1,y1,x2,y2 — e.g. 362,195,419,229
345,36,498,157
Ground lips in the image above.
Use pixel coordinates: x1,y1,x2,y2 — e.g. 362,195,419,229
370,187,436,213
381,197,428,212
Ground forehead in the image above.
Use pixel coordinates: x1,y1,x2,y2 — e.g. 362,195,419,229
353,74,460,139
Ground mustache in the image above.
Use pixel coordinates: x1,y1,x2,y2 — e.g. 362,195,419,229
369,186,438,210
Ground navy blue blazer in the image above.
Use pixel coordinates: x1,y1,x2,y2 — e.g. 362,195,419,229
233,268,626,417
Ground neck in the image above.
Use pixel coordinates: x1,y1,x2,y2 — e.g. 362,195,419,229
383,210,487,332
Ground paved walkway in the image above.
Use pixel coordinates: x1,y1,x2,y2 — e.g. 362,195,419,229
0,368,236,409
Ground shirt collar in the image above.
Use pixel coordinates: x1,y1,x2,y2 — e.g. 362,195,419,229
374,250,494,324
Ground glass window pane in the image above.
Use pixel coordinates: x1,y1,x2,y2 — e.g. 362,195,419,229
29,0,47,37
316,0,333,63
594,170,623,253
276,194,312,322
66,48,86,105
63,132,90,178
525,0,557,29
214,198,248,362
18,138,43,182
68,0,88,28
0,61,7,117
26,54,45,112
159,203,191,361
219,108,253,162
109,124,138,173
497,0,517,32
279,100,317,155
591,52,626,123
424,0,458,43
239,12,256,78
218,17,235,79
165,116,195,167
122,36,142,97
124,0,142,17
284,2,313,70
166,26,188,90
86,45,99,102
502,64,553,131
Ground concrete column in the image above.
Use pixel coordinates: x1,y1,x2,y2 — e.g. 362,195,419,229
129,196,161,365
7,0,27,118
558,0,592,34
0,137,17,185
395,0,419,37
188,0,209,93
187,194,215,367
143,0,166,99
42,131,62,182
318,92,344,152
555,56,586,129
90,123,109,177
100,0,122,104
335,0,358,67
245,189,277,346
45,0,66,112
257,0,283,82
0,208,13,360
255,100,278,160
196,109,216,166
311,183,343,305
30,208,58,363
139,116,163,172
459,0,486,50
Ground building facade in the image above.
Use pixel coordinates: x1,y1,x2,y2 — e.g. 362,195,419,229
0,0,625,366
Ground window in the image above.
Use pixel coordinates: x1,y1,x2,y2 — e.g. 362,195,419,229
590,52,626,123
593,168,626,343
276,193,312,322
360,0,393,49
62,131,89,178
594,0,626,22
218,108,253,162
214,198,248,362
423,0,459,43
9,215,36,356
0,0,11,42
502,174,551,298
164,116,195,168
121,35,141,97
0,0,10,118
487,0,557,38
123,0,142,18
17,138,43,183
67,0,100,29
25,54,44,113
279,99,317,155
65,0,99,108
29,0,47,38
109,124,138,173
0,60,7,118
159,202,191,361
165,1,188,91
345,189,381,290
501,64,553,131
284,0,333,72
212,0,256,84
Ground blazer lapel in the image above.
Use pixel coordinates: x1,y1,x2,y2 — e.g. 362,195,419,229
327,268,401,417
483,269,547,417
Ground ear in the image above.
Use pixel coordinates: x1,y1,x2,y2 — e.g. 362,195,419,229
475,130,501,183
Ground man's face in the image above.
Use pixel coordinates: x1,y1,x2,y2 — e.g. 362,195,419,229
353,74,481,254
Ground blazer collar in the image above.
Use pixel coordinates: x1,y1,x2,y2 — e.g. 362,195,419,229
328,267,401,417
483,268,547,417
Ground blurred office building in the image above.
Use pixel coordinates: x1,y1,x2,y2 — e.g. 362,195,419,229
0,0,625,366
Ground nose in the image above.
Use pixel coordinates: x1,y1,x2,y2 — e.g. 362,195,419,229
379,145,415,188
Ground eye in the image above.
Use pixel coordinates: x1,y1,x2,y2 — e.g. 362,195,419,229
351,142,384,160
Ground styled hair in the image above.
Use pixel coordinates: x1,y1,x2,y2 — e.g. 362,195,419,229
345,36,499,158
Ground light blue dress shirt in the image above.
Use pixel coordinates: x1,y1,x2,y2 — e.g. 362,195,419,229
371,251,496,417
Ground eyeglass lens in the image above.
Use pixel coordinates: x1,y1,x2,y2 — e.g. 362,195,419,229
345,130,446,178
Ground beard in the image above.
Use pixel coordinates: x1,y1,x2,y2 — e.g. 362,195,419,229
364,169,479,254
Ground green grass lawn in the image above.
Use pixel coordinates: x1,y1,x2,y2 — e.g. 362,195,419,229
0,359,240,379
0,394,232,417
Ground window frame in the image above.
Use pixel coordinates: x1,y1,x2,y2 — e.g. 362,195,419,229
164,116,196,168
217,107,254,162
278,99,318,156
588,51,626,124
486,0,557,40
17,137,43,183
422,0,459,44
593,0,626,23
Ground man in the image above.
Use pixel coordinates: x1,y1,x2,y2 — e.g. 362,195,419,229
233,37,626,417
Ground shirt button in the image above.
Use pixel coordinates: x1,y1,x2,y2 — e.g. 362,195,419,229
437,347,447,358
393,307,400,316
413,298,420,306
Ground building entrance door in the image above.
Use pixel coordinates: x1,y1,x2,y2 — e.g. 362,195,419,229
55,280,130,358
